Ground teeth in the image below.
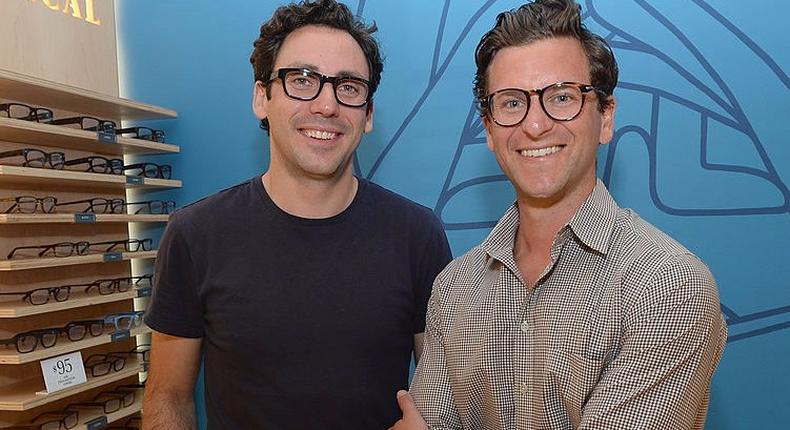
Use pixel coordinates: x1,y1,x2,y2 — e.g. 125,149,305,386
519,146,562,158
303,129,337,140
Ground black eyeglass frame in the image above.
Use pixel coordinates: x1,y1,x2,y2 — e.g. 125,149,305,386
267,67,372,108
0,195,58,214
0,285,71,306
6,241,91,259
0,102,53,122
122,162,172,179
0,148,65,169
55,197,125,214
115,126,166,143
48,116,117,132
63,156,124,175
122,200,176,215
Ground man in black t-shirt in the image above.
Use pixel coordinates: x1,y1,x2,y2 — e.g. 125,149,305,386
142,1,452,429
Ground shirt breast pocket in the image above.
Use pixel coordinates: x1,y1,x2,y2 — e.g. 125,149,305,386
545,349,604,429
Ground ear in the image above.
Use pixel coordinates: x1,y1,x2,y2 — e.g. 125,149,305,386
598,95,617,145
364,99,374,133
252,81,269,121
483,115,495,152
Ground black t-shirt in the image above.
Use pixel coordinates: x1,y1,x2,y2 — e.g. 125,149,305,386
146,176,452,429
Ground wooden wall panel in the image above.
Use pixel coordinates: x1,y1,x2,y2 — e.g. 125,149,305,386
0,0,118,97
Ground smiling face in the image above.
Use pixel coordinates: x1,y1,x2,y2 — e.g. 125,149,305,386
253,25,373,181
483,37,616,207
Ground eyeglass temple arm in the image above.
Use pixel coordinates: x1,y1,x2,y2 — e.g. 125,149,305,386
0,149,24,158
7,244,49,259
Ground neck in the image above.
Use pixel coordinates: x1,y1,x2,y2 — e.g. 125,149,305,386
514,178,596,254
262,168,358,219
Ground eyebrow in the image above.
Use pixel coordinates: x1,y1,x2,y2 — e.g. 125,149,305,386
283,63,369,81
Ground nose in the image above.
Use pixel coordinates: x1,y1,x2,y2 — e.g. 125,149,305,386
520,93,554,138
309,82,340,117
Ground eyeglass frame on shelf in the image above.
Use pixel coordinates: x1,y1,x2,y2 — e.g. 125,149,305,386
47,115,117,132
115,126,166,143
0,195,58,214
0,148,65,169
55,197,125,214
122,162,172,179
63,156,124,175
0,102,54,122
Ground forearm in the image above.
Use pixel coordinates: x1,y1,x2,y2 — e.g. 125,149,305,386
143,389,197,430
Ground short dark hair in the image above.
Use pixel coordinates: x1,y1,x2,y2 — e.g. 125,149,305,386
474,0,618,116
250,0,383,130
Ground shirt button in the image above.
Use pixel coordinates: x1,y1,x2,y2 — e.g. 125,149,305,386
515,382,529,396
520,320,529,333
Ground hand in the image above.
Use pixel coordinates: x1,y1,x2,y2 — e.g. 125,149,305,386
388,390,429,430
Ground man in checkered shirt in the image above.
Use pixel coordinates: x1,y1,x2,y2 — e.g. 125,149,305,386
390,0,727,429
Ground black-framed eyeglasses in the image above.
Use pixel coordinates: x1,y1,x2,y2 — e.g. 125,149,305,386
66,390,134,414
0,148,65,169
95,389,136,407
484,82,603,126
7,241,91,259
111,344,151,363
64,156,124,175
123,162,172,179
0,195,58,214
122,200,176,214
63,319,105,341
92,238,153,253
55,197,125,214
0,285,71,305
0,327,61,353
48,116,117,132
0,102,53,122
267,67,371,108
80,275,151,296
30,409,79,430
84,353,126,377
116,126,166,143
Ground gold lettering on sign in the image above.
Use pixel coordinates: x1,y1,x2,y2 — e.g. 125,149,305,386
40,0,60,11
27,0,102,26
84,0,100,25
62,0,83,19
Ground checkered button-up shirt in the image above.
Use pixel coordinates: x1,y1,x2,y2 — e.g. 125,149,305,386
411,180,727,429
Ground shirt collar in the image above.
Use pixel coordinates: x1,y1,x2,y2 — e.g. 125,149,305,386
482,179,619,260
567,179,619,256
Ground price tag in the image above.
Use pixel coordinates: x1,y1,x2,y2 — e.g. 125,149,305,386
111,330,131,342
136,287,152,298
103,252,123,262
125,176,143,185
86,416,108,430
74,213,97,224
40,351,87,394
98,129,117,144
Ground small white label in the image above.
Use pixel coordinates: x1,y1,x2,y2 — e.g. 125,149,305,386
40,351,87,394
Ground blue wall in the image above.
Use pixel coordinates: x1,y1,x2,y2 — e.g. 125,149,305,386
117,1,790,428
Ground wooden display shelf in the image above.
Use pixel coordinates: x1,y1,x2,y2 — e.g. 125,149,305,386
0,326,150,365
0,250,157,272
0,289,145,318
0,358,145,411
0,118,179,156
79,394,143,430
0,213,169,224
0,69,177,121
0,165,181,189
